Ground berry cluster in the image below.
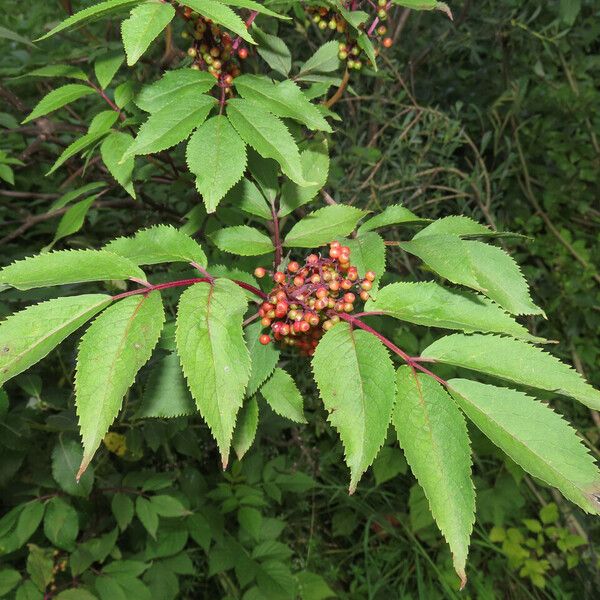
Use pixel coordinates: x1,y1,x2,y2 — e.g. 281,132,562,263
308,6,348,33
254,242,376,356
181,8,247,90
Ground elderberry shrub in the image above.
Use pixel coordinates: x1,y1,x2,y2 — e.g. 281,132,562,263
254,241,375,355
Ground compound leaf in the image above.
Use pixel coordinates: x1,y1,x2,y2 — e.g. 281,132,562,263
176,279,250,468
75,292,165,477
312,322,395,493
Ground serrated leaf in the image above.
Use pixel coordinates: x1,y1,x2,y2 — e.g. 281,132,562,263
247,149,278,202
123,89,215,158
225,177,271,220
261,368,305,423
414,215,491,239
101,131,135,198
105,224,206,266
219,0,288,19
298,41,340,77
366,282,541,341
50,182,106,211
357,33,377,70
245,321,280,396
36,0,144,41
394,367,474,587
136,352,196,418
135,69,216,113
0,25,35,48
150,495,189,517
227,98,306,185
253,26,290,75
180,0,254,43
49,195,96,247
345,232,385,293
52,439,94,497
46,131,108,176
391,0,453,20
14,64,87,81
121,1,174,66
357,204,426,234
94,51,125,89
399,234,543,315
234,75,331,132
312,322,396,492
0,249,144,290
209,225,274,256
283,205,367,248
232,396,259,460
176,279,250,468
279,141,329,217
449,379,600,514
75,292,165,477
186,115,246,213
422,334,600,410
22,84,95,123
0,294,111,386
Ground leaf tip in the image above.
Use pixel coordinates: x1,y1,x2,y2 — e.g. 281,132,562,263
457,569,467,590
76,456,89,482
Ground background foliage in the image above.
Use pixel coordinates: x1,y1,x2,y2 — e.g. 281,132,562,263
0,0,599,598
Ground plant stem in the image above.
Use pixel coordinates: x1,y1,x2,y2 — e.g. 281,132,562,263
271,203,282,269
337,312,448,387
112,277,267,301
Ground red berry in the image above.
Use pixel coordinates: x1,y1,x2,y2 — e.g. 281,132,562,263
259,334,271,345
339,252,350,264
261,317,272,327
293,275,305,287
330,240,341,248
365,271,376,282
382,37,393,48
300,321,310,333
274,271,286,284
360,290,370,302
238,47,248,59
361,280,373,291
329,281,340,292
341,279,352,290
343,292,355,303
288,261,300,272
254,267,266,278
329,247,341,259
307,254,319,264
316,287,328,299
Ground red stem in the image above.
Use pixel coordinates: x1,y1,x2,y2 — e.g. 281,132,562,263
271,203,282,269
232,10,258,50
87,80,125,121
337,313,448,387
112,277,267,301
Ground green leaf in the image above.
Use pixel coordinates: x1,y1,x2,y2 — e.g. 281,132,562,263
75,292,165,477
245,321,280,397
176,279,250,467
449,379,600,514
283,205,367,248
372,446,407,486
46,131,108,177
101,131,136,198
225,177,271,220
55,590,98,600
135,69,216,113
49,195,97,247
186,115,247,213
247,149,278,203
179,0,254,43
0,164,15,186
357,204,426,234
422,334,600,411
296,571,336,600
399,234,543,316
391,0,453,19
232,396,259,460
234,75,331,132
219,0,289,19
27,544,54,592
414,215,491,239
253,26,290,75
312,322,396,493
279,141,329,217
227,98,306,185
43,498,79,550
0,249,144,290
111,494,134,531
366,282,541,341
36,0,144,40
105,224,206,266
50,182,106,211
136,497,158,538
52,439,94,497
394,367,474,587
0,294,111,386
22,84,95,123
15,64,87,81
298,41,340,78
150,495,190,518
0,568,21,596
209,225,274,256
136,352,196,418
0,25,36,48
261,368,306,423
94,51,125,89
357,33,377,70
345,232,385,292
123,89,215,158
121,1,175,65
